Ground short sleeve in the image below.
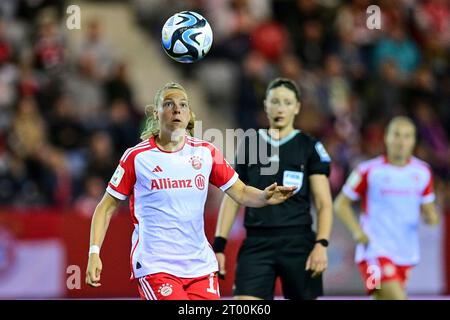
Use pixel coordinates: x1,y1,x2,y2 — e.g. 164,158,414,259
342,166,368,201
307,140,331,176
209,145,238,191
106,150,136,200
421,170,435,204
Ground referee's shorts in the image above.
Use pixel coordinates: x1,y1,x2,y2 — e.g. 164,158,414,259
233,225,323,300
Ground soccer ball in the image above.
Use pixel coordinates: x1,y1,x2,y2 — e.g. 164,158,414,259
161,11,213,63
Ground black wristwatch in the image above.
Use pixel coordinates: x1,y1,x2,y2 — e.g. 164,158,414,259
315,239,329,247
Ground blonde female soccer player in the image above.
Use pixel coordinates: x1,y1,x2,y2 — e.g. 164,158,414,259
85,82,297,300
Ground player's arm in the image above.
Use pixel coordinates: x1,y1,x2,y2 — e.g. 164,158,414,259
215,194,240,239
421,202,439,225
420,170,439,225
310,174,333,241
334,192,369,244
225,178,296,208
306,174,333,277
213,194,241,278
86,192,121,287
214,140,245,239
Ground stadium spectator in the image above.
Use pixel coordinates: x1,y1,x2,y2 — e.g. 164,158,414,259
77,20,115,81
75,175,106,217
9,97,47,159
318,55,351,117
108,99,141,154
34,16,65,74
373,23,420,78
85,131,118,184
65,54,106,129
368,59,403,121
104,61,134,106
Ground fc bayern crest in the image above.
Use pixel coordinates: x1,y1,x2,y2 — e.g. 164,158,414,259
189,156,202,170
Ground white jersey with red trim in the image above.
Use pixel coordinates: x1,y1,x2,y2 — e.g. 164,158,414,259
342,155,435,265
106,135,238,279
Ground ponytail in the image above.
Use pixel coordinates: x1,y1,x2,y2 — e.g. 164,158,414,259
186,109,196,137
140,104,160,141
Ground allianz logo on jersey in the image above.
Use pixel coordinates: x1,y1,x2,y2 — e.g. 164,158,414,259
150,174,206,191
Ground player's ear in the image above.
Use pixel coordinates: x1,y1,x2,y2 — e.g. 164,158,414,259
153,108,159,120
295,102,301,115
383,131,389,145
145,104,158,120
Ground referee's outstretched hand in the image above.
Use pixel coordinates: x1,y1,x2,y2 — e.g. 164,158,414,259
264,183,297,205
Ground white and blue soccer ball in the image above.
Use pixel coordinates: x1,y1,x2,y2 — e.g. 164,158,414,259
161,11,213,63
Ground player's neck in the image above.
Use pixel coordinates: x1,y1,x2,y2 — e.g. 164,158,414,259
386,154,410,167
268,125,295,140
156,133,185,151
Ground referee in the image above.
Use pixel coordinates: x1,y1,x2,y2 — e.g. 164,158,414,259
213,78,333,300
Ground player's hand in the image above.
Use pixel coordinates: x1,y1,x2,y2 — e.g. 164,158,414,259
352,229,369,245
264,183,297,205
215,253,226,279
423,211,439,225
86,254,102,287
306,244,328,278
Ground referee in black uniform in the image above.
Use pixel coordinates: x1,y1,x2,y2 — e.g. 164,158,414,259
213,78,333,300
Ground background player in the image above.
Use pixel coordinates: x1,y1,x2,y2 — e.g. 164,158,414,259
334,116,439,300
213,78,333,300
85,82,297,300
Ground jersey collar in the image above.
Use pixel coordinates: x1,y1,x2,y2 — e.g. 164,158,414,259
150,135,187,153
383,154,413,166
258,129,300,147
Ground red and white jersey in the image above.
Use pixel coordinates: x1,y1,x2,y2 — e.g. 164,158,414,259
106,135,238,279
342,155,435,265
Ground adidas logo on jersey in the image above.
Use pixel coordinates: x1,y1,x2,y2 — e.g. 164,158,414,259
152,166,163,172
151,178,192,190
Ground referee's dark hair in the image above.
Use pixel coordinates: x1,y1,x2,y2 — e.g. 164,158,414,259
265,77,301,102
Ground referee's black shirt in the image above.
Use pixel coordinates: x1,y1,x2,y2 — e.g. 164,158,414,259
234,129,331,228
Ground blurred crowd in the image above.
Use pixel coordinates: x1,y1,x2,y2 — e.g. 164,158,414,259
0,0,142,214
0,0,448,215
135,0,450,211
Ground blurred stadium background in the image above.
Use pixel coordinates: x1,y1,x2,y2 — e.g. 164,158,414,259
0,0,448,299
